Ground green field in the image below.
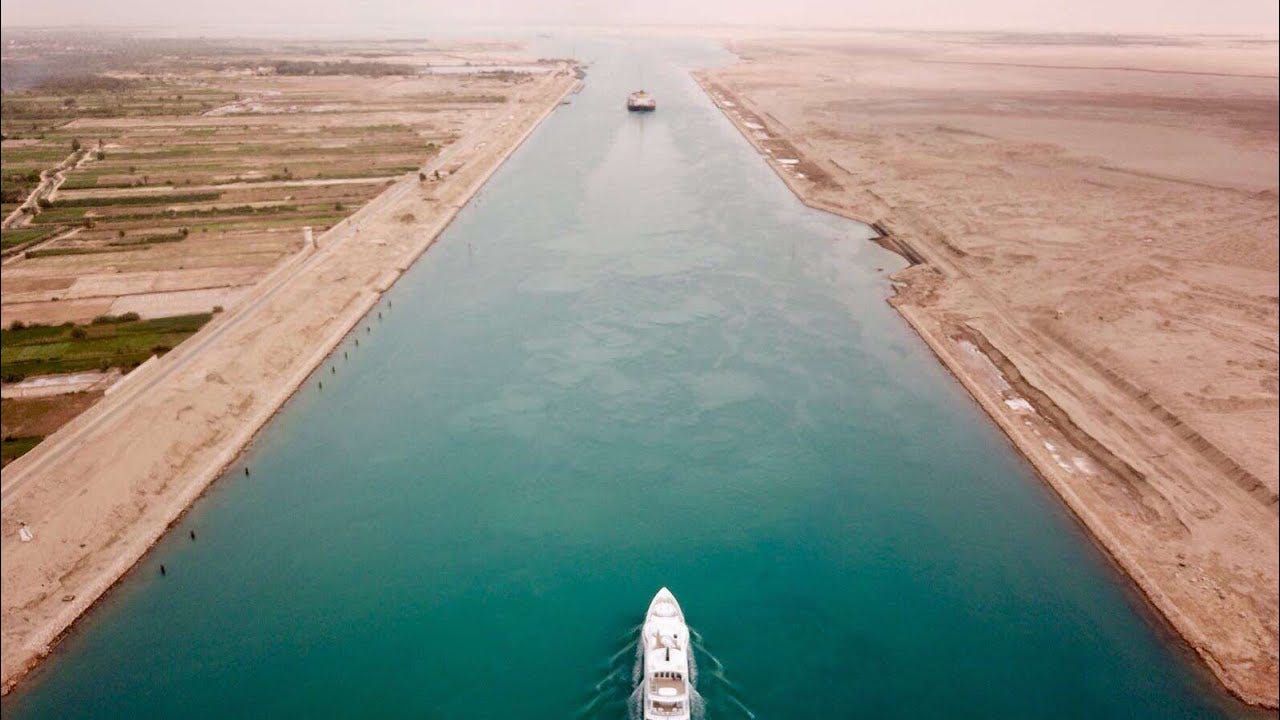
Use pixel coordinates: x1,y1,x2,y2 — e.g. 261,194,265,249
0,146,69,164
1,226,62,252
1,313,212,380
24,245,149,259
50,191,223,208
1,436,42,466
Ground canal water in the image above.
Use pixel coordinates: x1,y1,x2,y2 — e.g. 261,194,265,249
4,35,1261,719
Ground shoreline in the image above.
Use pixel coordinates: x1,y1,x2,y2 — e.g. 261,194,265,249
692,69,1279,709
0,67,580,695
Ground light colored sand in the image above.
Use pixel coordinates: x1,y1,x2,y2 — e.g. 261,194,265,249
1,371,120,400
0,298,115,327
0,230,302,325
698,31,1278,707
107,287,249,319
0,62,579,693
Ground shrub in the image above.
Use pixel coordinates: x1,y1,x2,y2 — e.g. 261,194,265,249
271,60,416,77
71,138,81,152
212,305,224,313
35,75,136,94
70,327,88,339
95,150,106,161
8,320,26,331
90,312,139,324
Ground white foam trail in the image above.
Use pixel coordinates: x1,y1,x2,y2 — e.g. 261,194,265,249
627,686,644,720
577,633,645,719
632,640,644,685
726,694,757,719
690,689,707,720
608,642,637,665
574,691,607,718
688,626,759,719
710,669,740,692
700,648,726,674
595,667,622,693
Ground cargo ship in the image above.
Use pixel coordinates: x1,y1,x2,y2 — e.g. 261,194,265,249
627,90,656,112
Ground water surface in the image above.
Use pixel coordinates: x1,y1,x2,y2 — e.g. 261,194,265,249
4,35,1259,720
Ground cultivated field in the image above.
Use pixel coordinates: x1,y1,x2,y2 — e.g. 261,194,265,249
3,35,554,327
1,32,563,463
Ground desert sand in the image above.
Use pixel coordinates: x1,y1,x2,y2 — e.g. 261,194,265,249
697,31,1279,706
0,59,578,693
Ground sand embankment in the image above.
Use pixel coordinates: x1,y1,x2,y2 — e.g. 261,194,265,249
696,32,1279,707
0,64,579,693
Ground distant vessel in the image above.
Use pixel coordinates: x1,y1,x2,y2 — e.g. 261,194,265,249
627,90,656,112
641,588,691,719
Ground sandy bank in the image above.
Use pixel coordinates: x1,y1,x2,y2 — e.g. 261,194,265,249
696,31,1279,707
0,64,579,694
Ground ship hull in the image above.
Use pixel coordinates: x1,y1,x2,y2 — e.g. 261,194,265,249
626,91,656,112
641,588,691,720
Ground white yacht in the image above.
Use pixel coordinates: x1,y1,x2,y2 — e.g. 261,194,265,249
641,587,692,720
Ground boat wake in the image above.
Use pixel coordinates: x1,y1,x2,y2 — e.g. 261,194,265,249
576,625,642,719
576,623,756,720
683,630,755,720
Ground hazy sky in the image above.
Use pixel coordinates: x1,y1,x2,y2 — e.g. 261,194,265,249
1,0,1276,34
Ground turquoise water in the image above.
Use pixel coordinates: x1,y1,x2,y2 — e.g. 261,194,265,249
4,36,1263,719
